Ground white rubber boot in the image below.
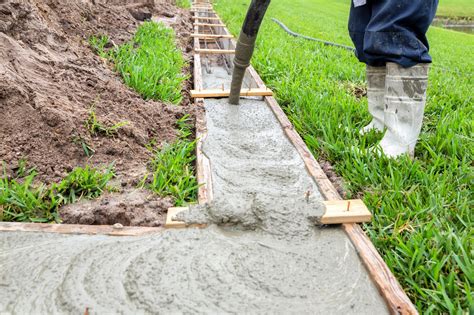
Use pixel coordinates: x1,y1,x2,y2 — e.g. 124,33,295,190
379,62,429,158
360,65,386,134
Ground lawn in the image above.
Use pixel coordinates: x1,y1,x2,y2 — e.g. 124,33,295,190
437,0,474,18
213,0,473,313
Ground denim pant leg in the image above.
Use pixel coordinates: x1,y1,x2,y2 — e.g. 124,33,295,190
349,0,439,67
348,2,373,65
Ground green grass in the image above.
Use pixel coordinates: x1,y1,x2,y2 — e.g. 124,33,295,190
89,35,109,59
214,0,473,313
111,21,187,104
142,115,198,206
176,0,191,9
0,164,115,222
89,22,198,207
437,0,474,18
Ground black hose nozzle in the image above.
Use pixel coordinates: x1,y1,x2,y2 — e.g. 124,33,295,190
228,0,271,105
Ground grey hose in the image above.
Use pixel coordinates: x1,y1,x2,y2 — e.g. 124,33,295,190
271,18,355,51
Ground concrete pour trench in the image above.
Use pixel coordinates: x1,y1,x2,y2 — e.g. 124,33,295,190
0,27,389,315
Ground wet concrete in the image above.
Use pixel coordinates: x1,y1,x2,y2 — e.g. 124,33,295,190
179,99,325,239
1,227,388,314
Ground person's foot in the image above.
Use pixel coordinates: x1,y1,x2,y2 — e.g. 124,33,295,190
379,62,429,158
360,65,386,135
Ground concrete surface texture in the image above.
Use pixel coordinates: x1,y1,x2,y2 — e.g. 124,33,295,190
1,226,388,314
180,99,325,240
0,97,389,314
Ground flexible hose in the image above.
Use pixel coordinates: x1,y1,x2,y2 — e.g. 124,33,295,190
272,18,467,75
229,0,271,105
271,18,355,51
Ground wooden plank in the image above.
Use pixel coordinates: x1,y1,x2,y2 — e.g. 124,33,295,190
195,48,235,54
191,88,273,98
0,222,162,236
192,34,233,38
165,207,206,229
165,207,188,228
191,10,215,14
195,103,213,204
320,199,371,224
194,23,226,27
192,17,221,20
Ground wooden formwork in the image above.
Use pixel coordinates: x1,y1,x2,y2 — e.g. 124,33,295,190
190,1,418,314
0,3,417,313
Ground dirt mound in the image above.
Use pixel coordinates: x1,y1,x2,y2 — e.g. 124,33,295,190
60,189,172,227
0,0,193,225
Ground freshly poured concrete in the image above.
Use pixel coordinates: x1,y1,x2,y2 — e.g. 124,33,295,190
1,226,387,314
202,63,255,90
180,99,325,239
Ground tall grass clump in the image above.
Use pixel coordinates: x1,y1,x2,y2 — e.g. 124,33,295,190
0,164,115,223
111,21,187,104
175,0,191,9
142,115,198,206
214,0,473,313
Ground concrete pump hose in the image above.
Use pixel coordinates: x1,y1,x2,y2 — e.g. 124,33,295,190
229,0,271,105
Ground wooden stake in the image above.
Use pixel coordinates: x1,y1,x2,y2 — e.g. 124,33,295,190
165,207,206,229
320,199,371,224
191,88,273,98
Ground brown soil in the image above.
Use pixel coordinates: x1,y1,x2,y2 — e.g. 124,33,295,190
60,189,172,227
319,160,349,199
0,0,194,226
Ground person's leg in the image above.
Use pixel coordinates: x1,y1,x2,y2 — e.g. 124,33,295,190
362,0,438,157
348,1,372,65
348,2,387,134
363,0,439,67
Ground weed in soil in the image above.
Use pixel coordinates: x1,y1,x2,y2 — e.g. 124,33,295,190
89,35,110,59
85,106,129,137
72,135,95,158
0,163,115,223
141,115,198,206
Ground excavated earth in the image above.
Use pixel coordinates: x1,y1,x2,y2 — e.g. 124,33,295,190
0,0,194,226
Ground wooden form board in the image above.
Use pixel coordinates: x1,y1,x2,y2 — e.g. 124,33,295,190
195,48,235,54
192,34,234,38
190,88,273,98
192,16,221,20
190,2,418,314
0,222,162,236
194,23,226,27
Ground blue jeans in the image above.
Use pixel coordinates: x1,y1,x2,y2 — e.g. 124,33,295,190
348,0,439,68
